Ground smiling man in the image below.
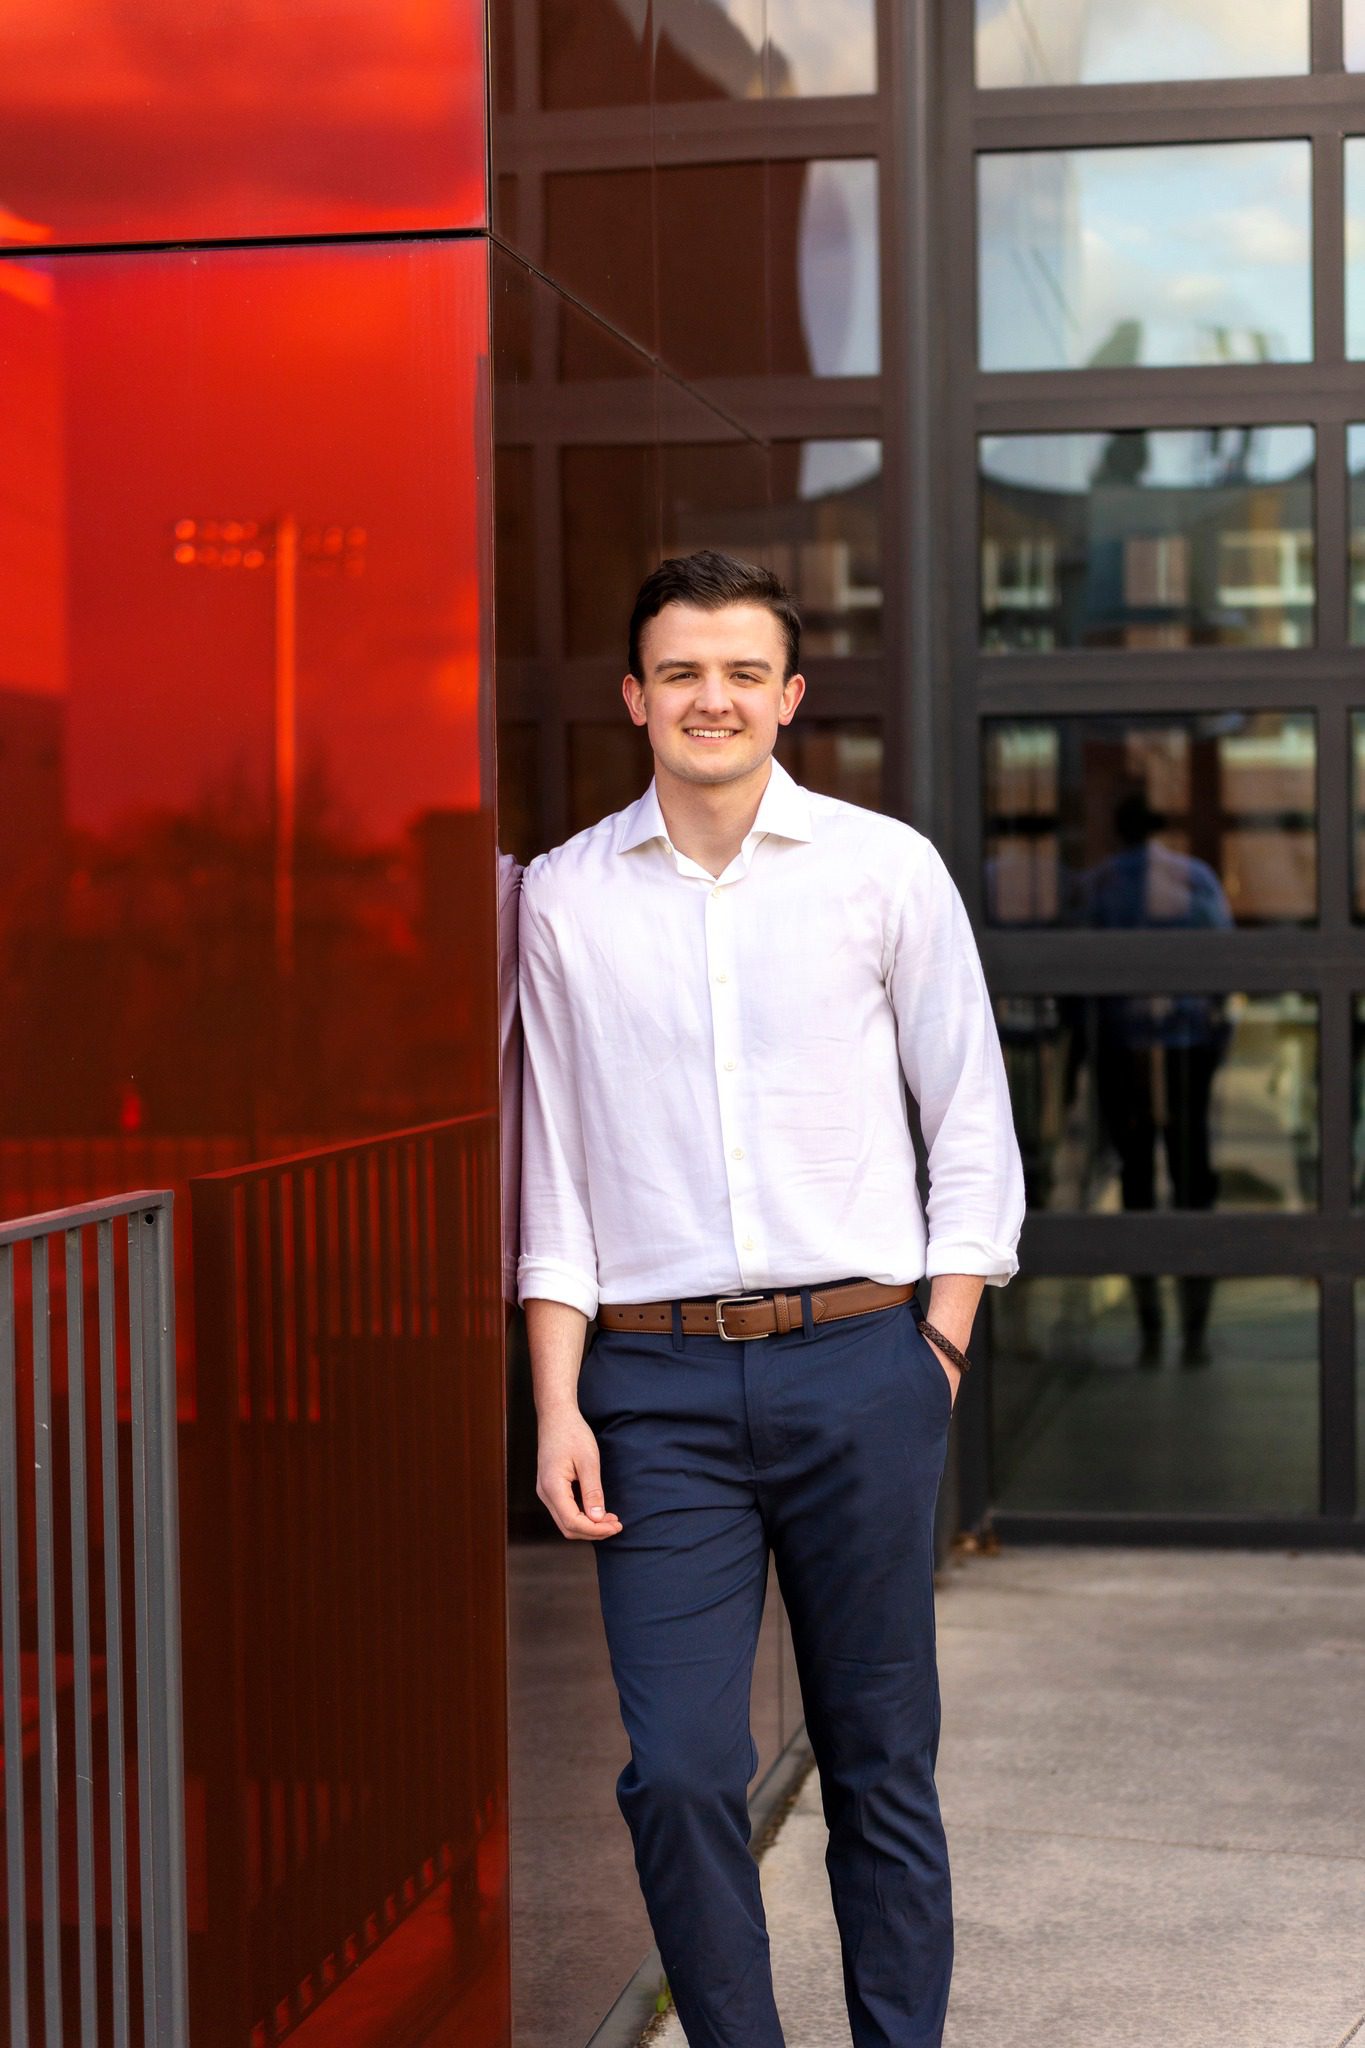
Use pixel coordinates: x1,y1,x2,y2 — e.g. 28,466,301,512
517,550,1024,2048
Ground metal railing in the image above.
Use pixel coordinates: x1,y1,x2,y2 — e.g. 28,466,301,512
188,1113,506,2044
0,1191,189,2047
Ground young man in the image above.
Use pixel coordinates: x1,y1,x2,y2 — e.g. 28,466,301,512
518,550,1024,2047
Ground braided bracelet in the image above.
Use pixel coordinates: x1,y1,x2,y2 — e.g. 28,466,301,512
920,1319,972,1374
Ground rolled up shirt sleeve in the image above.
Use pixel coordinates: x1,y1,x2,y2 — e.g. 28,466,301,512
886,840,1025,1286
516,878,601,1319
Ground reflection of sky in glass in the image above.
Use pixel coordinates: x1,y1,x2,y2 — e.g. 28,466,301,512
1349,0,1365,68
799,160,880,375
1349,140,1365,358
976,0,1308,87
980,425,1315,494
798,438,881,497
979,141,1312,371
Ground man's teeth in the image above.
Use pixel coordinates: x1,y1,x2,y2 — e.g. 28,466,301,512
687,729,735,737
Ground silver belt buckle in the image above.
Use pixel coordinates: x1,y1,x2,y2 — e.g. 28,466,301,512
715,1293,770,1341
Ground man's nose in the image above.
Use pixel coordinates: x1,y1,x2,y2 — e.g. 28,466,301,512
691,674,734,715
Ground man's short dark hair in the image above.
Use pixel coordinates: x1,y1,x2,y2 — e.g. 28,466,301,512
628,550,801,682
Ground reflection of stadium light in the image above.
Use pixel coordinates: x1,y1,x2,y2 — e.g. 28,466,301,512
169,513,368,977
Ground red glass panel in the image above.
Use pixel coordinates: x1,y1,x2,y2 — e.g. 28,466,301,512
0,0,486,248
0,236,508,2044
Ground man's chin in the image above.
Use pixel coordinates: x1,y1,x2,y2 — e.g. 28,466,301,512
658,742,770,786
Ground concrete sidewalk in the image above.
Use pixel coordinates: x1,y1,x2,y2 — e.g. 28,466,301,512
649,1547,1365,2048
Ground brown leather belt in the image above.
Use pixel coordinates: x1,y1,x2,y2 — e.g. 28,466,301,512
598,1278,916,1342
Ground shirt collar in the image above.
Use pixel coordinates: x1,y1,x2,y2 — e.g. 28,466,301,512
615,756,814,857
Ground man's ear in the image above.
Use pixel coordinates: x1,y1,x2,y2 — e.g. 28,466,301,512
778,673,807,725
622,673,648,727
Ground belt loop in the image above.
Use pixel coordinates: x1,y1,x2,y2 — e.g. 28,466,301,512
671,1298,685,1351
799,1286,814,1341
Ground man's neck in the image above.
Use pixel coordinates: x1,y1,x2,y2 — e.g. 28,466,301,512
655,756,774,878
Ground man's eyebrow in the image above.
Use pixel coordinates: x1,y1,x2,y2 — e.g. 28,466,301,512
655,656,774,672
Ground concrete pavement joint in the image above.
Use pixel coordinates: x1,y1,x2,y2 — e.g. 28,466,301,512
952,1817,1365,1867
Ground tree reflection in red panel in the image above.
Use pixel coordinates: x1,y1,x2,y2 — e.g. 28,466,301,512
0,236,509,2043
0,0,486,248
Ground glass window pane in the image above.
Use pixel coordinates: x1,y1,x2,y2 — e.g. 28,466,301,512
1348,0,1365,68
662,438,770,561
655,0,876,100
770,158,881,378
561,443,662,658
659,163,769,378
1000,992,1319,1215
1349,141,1365,359
989,1275,1319,1514
536,0,653,109
0,3,485,246
775,720,884,807
1354,998,1365,1201
657,0,765,98
797,159,880,377
658,158,879,382
771,441,883,654
1352,427,1365,641
978,143,1313,371
769,0,877,95
980,429,1316,652
1354,715,1365,918
984,711,1318,928
567,722,654,835
976,0,1309,88
659,437,883,655
546,170,657,370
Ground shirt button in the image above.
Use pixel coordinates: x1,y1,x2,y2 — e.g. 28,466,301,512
723,1059,737,1072
715,971,728,984
732,1146,745,1160
710,887,721,899
742,1237,755,1251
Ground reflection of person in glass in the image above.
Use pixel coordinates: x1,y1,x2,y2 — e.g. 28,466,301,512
1083,786,1233,1366
517,553,1024,2046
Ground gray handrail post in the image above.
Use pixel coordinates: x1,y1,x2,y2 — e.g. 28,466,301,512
129,1200,191,2045
0,1188,188,2048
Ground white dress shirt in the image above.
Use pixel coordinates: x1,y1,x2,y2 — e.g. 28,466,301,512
517,757,1024,1319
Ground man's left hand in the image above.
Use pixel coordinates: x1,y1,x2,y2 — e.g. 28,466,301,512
921,1329,963,1407
923,1274,986,1409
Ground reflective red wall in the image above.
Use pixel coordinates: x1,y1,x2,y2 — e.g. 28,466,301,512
0,35,508,2035
0,0,486,248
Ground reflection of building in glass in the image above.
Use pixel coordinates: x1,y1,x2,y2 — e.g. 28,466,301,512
1348,140,1365,356
976,0,1309,88
981,428,1316,650
1350,425,1365,640
984,712,1317,928
979,141,1313,371
998,990,1319,1221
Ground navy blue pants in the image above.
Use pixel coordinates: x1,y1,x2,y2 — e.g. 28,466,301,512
578,1292,955,2047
